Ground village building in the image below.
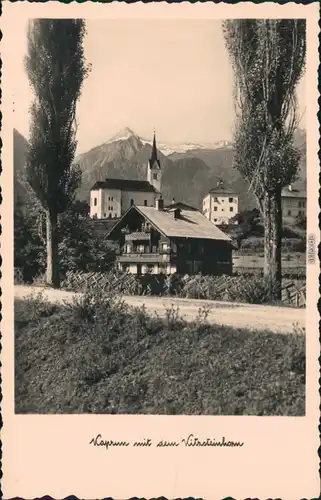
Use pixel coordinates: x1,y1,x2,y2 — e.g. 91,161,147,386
106,197,233,276
90,132,162,219
202,180,239,225
281,184,307,225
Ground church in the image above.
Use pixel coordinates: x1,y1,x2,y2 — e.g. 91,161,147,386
90,132,162,219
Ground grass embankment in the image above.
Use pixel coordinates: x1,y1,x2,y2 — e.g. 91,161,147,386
15,292,305,415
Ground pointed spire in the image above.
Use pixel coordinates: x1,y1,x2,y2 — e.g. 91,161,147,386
150,130,158,165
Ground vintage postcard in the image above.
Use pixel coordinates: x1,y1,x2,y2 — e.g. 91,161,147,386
2,1,319,498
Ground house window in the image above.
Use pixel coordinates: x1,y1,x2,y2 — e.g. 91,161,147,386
153,173,158,180
111,196,114,201
288,210,292,216
214,218,217,223
104,213,107,218
144,200,147,206
130,199,134,206
229,207,233,212
108,196,110,201
94,197,97,206
214,206,218,211
108,213,112,219
111,206,113,211
214,197,218,202
298,210,302,216
229,197,233,203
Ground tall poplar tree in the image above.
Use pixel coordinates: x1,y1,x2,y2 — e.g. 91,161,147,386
222,19,306,300
25,19,90,287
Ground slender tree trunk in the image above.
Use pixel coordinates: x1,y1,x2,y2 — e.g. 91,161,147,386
263,188,282,301
46,208,60,288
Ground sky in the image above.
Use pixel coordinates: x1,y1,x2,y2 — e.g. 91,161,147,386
13,18,306,154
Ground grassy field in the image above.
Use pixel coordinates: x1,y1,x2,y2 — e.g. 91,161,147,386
15,291,305,415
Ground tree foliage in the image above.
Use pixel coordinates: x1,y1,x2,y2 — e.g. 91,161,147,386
222,19,306,209
14,202,116,283
25,19,90,212
222,19,306,299
25,19,90,286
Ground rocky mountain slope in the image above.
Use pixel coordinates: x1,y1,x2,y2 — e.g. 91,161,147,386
14,127,307,212
14,129,38,208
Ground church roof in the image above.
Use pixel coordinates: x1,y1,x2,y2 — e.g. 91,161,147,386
91,178,158,193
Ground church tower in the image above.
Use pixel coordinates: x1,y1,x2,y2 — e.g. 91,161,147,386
147,131,161,193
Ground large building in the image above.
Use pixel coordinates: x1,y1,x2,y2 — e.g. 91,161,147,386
90,132,162,219
202,180,239,225
106,198,233,276
282,184,307,225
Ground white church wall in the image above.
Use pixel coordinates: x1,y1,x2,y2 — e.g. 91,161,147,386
121,190,157,213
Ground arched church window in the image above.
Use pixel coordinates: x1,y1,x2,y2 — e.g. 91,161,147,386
130,199,134,206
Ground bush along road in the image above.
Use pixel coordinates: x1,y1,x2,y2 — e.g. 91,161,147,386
14,285,305,334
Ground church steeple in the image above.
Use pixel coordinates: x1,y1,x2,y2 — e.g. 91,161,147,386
149,130,160,167
147,129,161,193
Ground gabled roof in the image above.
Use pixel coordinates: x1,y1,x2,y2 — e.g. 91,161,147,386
107,205,232,243
207,180,238,196
165,201,198,211
281,187,307,198
91,178,157,193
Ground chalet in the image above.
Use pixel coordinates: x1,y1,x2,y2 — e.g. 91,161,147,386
106,197,233,276
90,132,162,219
203,180,239,225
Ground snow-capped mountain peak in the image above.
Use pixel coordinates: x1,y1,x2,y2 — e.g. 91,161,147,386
105,127,232,155
108,127,139,143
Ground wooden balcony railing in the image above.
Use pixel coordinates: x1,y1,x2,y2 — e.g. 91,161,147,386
117,250,176,263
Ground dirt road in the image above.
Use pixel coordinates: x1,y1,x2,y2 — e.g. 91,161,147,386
14,285,305,334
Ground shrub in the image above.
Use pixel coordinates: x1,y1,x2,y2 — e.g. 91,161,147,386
14,201,116,284
15,292,306,415
61,270,306,306
222,275,275,304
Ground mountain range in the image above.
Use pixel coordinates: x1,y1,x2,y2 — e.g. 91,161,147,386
14,126,307,212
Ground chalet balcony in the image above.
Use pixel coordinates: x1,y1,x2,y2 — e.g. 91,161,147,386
124,232,151,241
116,249,175,263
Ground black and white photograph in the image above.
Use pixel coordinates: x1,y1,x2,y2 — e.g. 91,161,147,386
3,2,320,498
12,15,310,417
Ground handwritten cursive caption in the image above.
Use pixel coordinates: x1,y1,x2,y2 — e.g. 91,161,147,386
89,433,244,450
